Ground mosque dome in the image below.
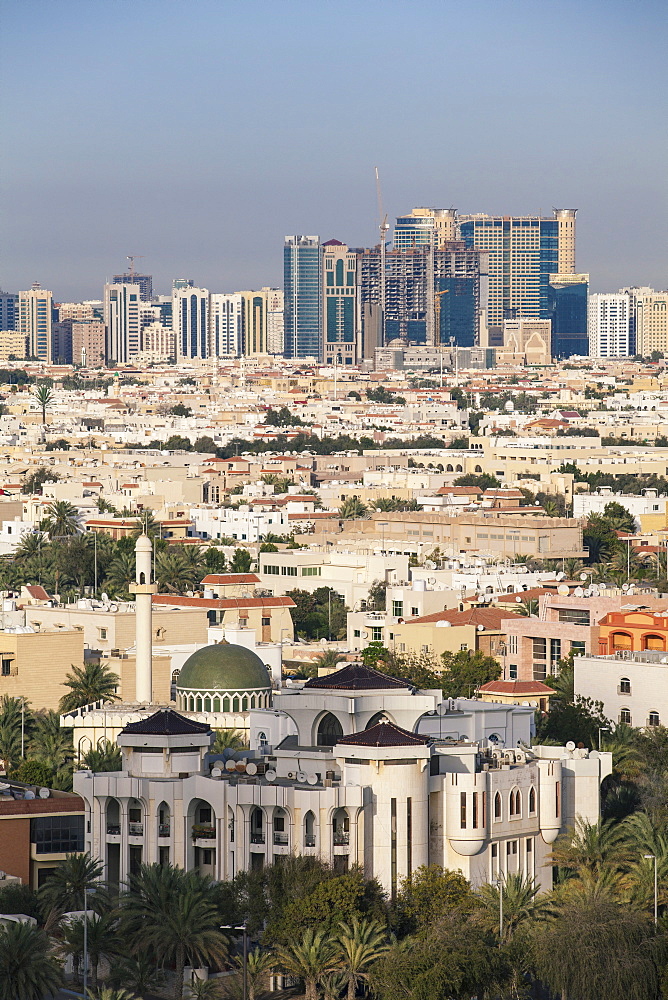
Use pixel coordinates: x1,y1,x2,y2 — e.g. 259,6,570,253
176,642,272,715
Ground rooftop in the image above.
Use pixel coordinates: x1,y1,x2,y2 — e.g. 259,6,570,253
304,662,410,691
338,722,431,748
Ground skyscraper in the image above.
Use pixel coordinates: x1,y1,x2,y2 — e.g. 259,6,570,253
626,288,668,357
548,273,589,358
393,208,457,250
588,293,630,358
322,240,358,366
0,291,18,331
112,272,153,301
18,284,53,362
104,283,141,363
264,288,284,355
173,286,210,360
283,236,322,360
210,293,243,357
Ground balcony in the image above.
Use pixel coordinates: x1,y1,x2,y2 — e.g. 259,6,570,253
333,831,349,846
106,824,121,836
128,822,144,836
159,824,171,837
304,834,316,847
192,824,215,840
273,832,288,846
250,832,265,845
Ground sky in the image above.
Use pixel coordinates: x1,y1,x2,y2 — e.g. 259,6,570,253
2,0,667,302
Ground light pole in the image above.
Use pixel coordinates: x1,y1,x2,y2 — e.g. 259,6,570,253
644,854,658,928
83,885,95,994
496,876,503,943
598,726,610,751
221,922,248,1000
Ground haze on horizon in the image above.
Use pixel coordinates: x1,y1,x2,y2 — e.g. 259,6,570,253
2,0,666,303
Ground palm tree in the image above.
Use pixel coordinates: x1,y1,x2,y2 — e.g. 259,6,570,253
32,383,54,423
15,530,48,560
39,852,107,921
563,557,584,579
107,953,165,995
338,497,368,519
105,551,136,597
121,863,227,1000
59,662,120,713
29,709,74,785
59,912,120,989
0,920,62,1000
43,500,81,538
476,873,551,943
211,729,248,753
514,598,539,617
0,694,31,770
88,990,138,1000
238,947,274,1000
95,496,119,515
550,817,630,877
336,917,389,1000
313,649,345,673
273,927,339,1000
80,739,123,772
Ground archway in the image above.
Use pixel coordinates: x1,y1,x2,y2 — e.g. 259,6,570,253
316,712,343,747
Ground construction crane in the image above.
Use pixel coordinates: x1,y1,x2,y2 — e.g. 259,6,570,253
126,255,145,276
375,168,390,347
434,288,449,345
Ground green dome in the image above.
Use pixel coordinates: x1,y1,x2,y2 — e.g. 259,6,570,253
177,643,271,693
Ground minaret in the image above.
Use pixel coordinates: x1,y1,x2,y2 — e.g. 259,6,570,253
131,533,157,703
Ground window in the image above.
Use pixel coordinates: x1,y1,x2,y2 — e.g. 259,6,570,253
1,658,11,676
558,608,590,626
411,607,419,616
392,601,403,618
265,565,280,575
280,566,297,576
529,787,536,815
508,635,518,655
301,566,321,576
99,628,107,640
509,663,518,679
494,792,502,821
460,792,467,828
619,677,631,694
532,638,546,660
620,708,632,725
353,630,361,638
262,617,270,627
648,711,660,727
370,627,382,642
550,638,561,664
555,781,560,818
570,640,585,657
31,815,84,854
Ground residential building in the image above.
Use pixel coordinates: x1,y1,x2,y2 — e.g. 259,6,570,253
51,320,73,364
322,240,358,366
458,211,574,328
548,273,589,357
284,236,322,359
633,289,668,357
588,293,630,358
74,662,610,894
238,290,268,356
104,283,141,363
0,626,84,712
0,291,18,331
173,286,210,360
0,330,27,361
496,319,551,366
139,322,175,362
387,607,519,663
152,594,296,642
210,293,242,357
18,285,53,362
575,647,668,730
265,287,284,355
112,272,153,302
0,780,84,889
393,208,457,250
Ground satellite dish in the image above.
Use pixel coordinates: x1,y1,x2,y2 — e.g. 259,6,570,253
211,766,223,777
584,588,592,596
235,761,246,773
515,596,523,603
556,572,565,581
246,761,258,775
265,769,277,782
566,740,576,751
477,624,485,631
622,583,629,591
579,573,588,581
574,587,584,597
297,770,307,783
599,583,607,591
24,790,35,799
557,584,569,596
589,750,600,759
225,759,237,771
307,772,318,785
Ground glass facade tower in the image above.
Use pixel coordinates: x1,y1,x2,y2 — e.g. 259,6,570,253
284,236,322,360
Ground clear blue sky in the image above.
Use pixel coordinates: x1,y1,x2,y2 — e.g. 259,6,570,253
2,0,666,301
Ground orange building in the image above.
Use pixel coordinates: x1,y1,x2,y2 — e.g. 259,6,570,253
597,609,668,654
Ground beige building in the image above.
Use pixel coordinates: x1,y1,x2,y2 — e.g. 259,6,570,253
140,321,176,362
322,241,358,367
72,321,106,367
0,331,27,361
0,627,84,712
389,607,518,662
497,320,551,366
238,290,269,356
635,291,668,357
18,285,53,362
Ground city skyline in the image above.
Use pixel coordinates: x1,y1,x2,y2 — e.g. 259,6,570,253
2,0,666,301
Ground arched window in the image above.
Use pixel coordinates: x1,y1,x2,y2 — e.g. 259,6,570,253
509,788,518,817
139,571,146,585
304,810,316,847
317,713,343,747
365,711,391,729
475,465,483,474
446,464,454,473
529,787,536,815
514,789,522,817
648,711,660,727
494,792,502,821
203,696,211,712
258,731,268,747
456,465,463,473
619,677,631,694
250,807,264,844
620,708,632,725
611,632,632,650
643,634,665,651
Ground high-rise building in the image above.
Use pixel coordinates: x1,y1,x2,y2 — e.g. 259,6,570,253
237,291,269,356
264,288,284,355
497,319,552,366
620,287,667,357
548,273,589,358
394,208,457,250
173,286,210,360
112,272,153,302
51,321,73,364
210,294,243,356
104,283,141,363
0,331,27,360
322,240,358,366
457,210,575,327
138,322,175,363
284,236,322,360
57,302,96,323
588,293,630,358
0,291,18,331
72,321,106,367
18,284,53,362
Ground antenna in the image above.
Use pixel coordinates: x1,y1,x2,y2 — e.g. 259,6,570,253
375,167,389,348
126,255,145,276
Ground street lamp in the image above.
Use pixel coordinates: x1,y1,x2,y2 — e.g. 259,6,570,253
221,922,248,1000
496,876,503,943
83,885,96,995
644,854,658,928
598,726,610,751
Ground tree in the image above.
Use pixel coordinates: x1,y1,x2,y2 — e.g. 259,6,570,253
235,947,274,1000
59,912,120,989
211,729,247,753
267,870,386,946
43,499,81,538
366,386,405,405
0,920,62,1000
476,873,549,943
603,500,637,533
59,662,120,713
536,692,610,748
338,496,368,519
0,694,31,771
122,864,227,1000
32,383,54,423
272,927,339,1000
204,546,227,573
336,917,389,1000
367,579,387,611
193,436,218,454
549,817,630,878
583,513,620,564
39,852,107,920
170,403,192,417
105,551,136,596
453,473,500,490
107,953,165,995
394,865,472,934
440,649,501,699
286,587,348,640
229,548,252,574
28,709,74,783
23,466,57,495
80,739,122,772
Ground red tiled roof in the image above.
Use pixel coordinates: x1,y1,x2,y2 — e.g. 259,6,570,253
405,607,520,628
304,663,410,691
152,595,296,609
25,585,50,601
478,680,556,695
200,574,260,585
338,722,430,748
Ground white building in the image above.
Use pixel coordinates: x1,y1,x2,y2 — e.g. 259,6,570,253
588,293,630,358
575,649,668,730
173,286,210,360
210,294,243,357
573,487,667,527
75,660,610,896
190,506,290,542
104,283,141,364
